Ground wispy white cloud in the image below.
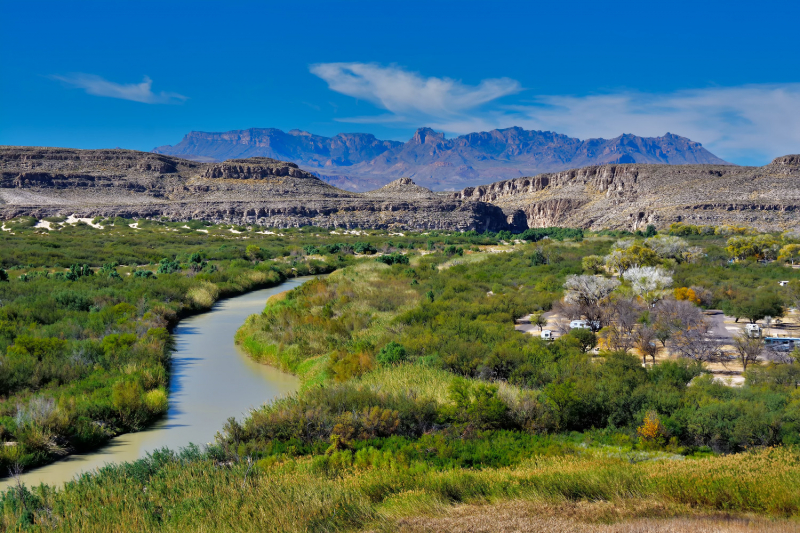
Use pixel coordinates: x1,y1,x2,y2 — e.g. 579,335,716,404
52,74,187,104
310,62,800,164
310,62,520,120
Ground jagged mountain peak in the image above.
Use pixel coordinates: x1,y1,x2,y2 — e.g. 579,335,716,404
154,126,730,191
410,127,446,145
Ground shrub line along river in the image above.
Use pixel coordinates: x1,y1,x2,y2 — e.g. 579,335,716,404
0,276,315,491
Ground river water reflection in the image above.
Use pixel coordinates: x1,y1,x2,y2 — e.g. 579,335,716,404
0,277,314,490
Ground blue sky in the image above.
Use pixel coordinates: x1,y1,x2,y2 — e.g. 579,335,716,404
1,0,799,165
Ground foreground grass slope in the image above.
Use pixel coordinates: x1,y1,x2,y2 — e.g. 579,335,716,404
2,446,798,531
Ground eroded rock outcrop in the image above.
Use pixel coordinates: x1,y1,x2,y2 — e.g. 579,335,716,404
0,147,512,231
2,147,798,232
451,156,800,231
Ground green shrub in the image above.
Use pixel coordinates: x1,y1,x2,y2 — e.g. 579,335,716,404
376,342,408,365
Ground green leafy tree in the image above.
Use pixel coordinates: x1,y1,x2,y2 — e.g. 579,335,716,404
581,255,604,274
376,341,408,365
531,313,548,331
245,245,262,263
731,293,784,323
567,327,597,353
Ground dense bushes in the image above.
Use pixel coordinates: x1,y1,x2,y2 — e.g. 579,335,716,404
0,228,340,472
519,227,584,242
237,237,800,454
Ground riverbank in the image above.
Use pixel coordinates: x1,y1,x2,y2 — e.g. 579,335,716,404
0,279,317,490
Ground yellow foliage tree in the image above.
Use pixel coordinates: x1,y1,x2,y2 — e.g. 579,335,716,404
637,410,667,448
778,244,800,266
674,287,700,305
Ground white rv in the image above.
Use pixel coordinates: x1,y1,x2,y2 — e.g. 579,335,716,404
540,329,553,340
745,323,762,338
570,320,590,330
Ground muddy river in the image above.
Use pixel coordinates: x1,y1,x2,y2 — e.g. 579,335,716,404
0,277,313,490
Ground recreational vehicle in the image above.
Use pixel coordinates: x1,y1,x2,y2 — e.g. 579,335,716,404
745,323,762,338
764,337,800,352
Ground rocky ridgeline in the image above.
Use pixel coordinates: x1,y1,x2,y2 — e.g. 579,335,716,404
154,127,730,191
200,158,313,180
1,146,799,232
450,157,800,231
0,147,513,231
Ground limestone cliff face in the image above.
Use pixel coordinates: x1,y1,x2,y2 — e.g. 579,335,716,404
0,148,512,231
450,157,800,231
2,147,798,232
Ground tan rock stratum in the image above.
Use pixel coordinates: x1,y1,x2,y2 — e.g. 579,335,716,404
2,147,798,231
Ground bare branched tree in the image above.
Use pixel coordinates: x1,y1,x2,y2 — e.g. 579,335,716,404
652,299,705,347
563,275,620,331
601,296,646,352
733,332,763,371
634,325,659,365
669,320,725,363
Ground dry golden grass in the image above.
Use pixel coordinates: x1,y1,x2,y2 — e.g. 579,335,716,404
356,364,456,404
390,499,800,533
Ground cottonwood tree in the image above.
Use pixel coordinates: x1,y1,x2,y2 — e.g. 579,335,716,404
606,296,646,352
725,235,779,261
581,255,605,274
623,266,673,305
732,331,763,371
645,235,689,260
605,245,660,275
563,275,620,331
778,244,800,265
652,299,705,346
683,246,706,264
669,321,724,363
604,249,627,277
634,325,659,365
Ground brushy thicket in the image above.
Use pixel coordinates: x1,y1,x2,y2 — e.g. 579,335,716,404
235,238,800,456
0,219,533,474
3,225,800,530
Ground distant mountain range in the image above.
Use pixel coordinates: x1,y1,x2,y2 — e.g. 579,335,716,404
153,127,731,191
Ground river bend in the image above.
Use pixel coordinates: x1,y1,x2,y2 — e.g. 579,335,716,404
0,277,311,490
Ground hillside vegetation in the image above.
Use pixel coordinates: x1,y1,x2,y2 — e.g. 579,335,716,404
2,222,800,530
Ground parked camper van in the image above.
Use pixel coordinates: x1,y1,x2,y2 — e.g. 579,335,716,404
540,329,553,341
779,281,790,287
764,337,800,352
745,323,762,338
570,320,590,330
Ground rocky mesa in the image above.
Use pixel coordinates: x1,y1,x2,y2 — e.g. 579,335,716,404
1,146,798,232
452,155,800,231
0,147,516,231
